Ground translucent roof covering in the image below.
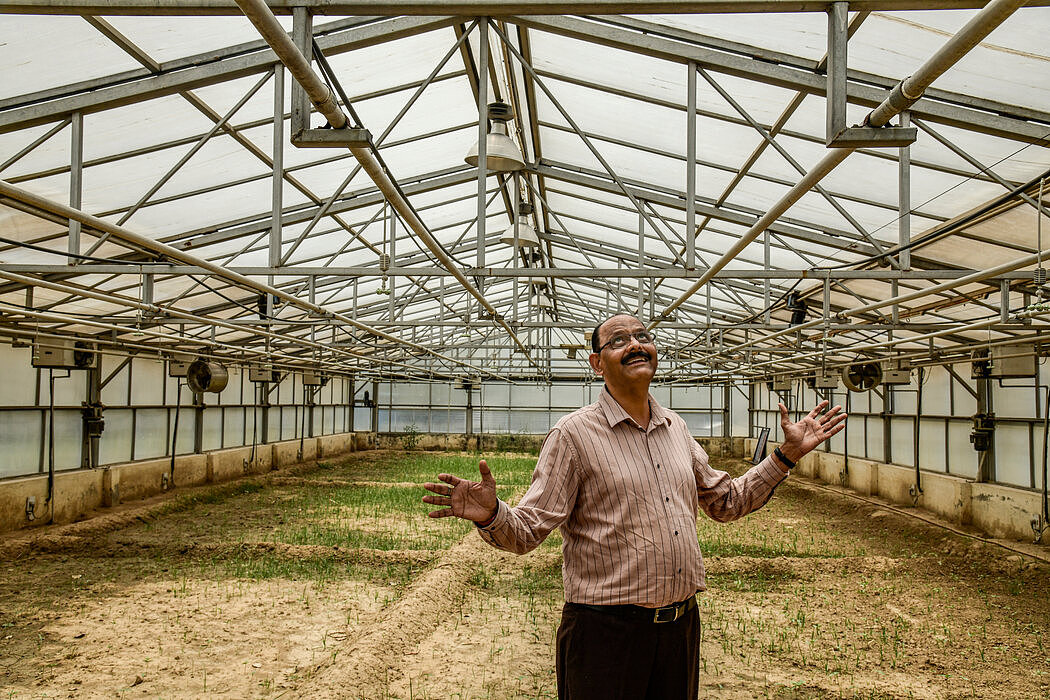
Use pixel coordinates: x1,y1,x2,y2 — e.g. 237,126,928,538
0,2,1048,384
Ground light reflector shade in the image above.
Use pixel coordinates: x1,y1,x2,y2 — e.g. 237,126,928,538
500,222,540,247
465,103,525,172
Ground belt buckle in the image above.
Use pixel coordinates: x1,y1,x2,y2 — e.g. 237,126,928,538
653,603,680,623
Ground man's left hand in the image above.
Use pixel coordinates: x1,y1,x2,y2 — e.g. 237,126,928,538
778,400,847,463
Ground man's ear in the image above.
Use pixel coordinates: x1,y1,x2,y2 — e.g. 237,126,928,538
588,352,603,376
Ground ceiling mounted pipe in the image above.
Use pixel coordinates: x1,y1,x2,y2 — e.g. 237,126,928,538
232,0,536,368
651,0,1027,332
0,182,511,382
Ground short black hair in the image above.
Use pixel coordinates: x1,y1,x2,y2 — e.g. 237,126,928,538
591,313,643,353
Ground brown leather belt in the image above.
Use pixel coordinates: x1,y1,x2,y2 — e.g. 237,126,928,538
571,595,697,624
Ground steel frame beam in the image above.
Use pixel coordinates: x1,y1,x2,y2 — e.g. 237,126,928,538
4,1,1049,15
512,14,1050,145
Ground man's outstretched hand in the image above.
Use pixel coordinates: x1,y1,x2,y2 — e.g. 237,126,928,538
423,459,498,524
778,400,847,462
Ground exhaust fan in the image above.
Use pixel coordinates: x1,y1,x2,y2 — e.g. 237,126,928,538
842,362,882,392
186,360,229,393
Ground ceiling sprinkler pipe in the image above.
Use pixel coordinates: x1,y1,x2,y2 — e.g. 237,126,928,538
652,0,1026,331
233,0,536,366
0,268,462,379
0,179,510,381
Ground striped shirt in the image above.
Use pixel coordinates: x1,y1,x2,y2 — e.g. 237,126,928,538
478,388,788,607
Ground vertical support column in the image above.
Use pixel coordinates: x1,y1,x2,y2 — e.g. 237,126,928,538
748,380,755,439
80,365,102,468
348,376,355,432
465,383,474,437
685,62,697,270
476,17,490,283
307,386,315,438
882,386,893,465
825,2,848,144
763,231,771,324
142,273,154,307
638,210,645,316
976,377,995,482
270,63,285,270
261,381,270,444
389,207,397,318
68,111,83,265
899,111,912,270
722,383,730,439
290,7,313,137
1000,279,1010,324
193,391,204,454
370,379,379,433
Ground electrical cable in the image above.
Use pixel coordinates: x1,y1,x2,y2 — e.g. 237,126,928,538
185,274,263,317
0,234,168,265
46,369,56,524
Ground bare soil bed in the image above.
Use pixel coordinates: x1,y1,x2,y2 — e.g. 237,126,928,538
1,450,1049,699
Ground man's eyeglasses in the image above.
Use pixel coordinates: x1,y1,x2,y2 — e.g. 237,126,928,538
597,331,655,353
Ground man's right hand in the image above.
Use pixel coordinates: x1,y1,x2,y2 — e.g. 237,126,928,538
423,459,498,524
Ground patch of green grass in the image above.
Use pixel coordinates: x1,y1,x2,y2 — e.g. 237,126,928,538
514,562,562,596
707,570,797,593
331,453,538,487
156,481,265,514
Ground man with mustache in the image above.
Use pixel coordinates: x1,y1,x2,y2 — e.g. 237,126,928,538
423,313,846,699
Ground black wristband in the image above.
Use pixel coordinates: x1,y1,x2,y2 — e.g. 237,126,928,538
774,447,796,469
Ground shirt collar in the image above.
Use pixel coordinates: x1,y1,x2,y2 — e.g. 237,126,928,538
598,386,672,431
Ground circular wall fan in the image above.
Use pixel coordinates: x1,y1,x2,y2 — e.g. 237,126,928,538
186,360,229,393
841,362,882,392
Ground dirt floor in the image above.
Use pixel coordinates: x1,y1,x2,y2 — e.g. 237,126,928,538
1,450,1049,699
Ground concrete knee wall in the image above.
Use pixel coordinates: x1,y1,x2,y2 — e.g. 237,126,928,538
0,431,364,535
745,438,1046,542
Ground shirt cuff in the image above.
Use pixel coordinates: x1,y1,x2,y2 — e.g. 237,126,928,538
757,454,791,486
474,500,508,531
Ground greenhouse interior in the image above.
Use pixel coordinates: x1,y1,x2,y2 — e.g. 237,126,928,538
1,0,1050,697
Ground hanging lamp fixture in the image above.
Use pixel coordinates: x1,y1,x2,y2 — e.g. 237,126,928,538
465,102,525,172
500,200,539,248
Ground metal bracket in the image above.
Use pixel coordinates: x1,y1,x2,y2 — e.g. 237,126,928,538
827,126,917,148
826,2,917,149
290,127,371,148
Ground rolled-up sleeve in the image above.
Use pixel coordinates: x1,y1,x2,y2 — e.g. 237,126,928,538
477,427,580,554
691,439,787,523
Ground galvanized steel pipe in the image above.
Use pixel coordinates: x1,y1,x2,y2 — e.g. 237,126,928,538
234,0,536,365
0,179,510,381
653,0,1027,330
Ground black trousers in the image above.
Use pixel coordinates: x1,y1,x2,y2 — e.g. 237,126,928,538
556,601,700,700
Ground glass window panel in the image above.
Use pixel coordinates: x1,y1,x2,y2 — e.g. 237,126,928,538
918,419,946,473
224,407,245,448
133,409,169,461
0,411,42,478
99,409,133,466
993,423,1032,488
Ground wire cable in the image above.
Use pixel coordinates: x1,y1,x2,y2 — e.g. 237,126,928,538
0,234,168,265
